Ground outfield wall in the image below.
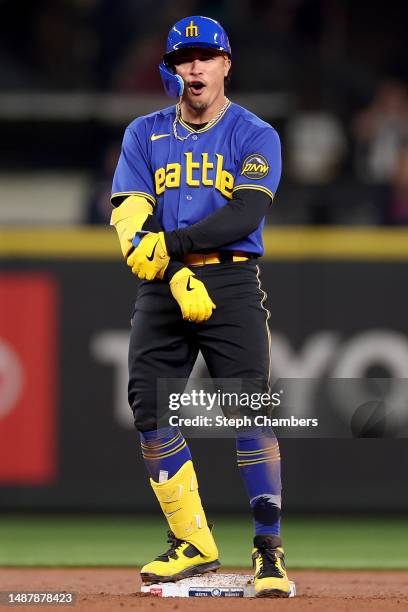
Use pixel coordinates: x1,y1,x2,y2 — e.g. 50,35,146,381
0,227,407,512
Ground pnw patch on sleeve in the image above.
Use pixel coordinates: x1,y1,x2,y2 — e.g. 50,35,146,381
241,154,269,180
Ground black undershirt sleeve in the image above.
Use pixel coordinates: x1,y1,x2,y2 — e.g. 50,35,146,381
163,188,271,258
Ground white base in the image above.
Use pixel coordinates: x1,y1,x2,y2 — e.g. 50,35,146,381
141,574,296,598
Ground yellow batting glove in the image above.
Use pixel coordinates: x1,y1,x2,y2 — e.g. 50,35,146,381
170,268,216,323
127,231,170,280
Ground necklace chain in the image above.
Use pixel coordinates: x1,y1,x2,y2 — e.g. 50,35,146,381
172,98,230,141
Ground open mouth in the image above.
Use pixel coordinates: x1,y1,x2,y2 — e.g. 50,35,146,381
189,81,206,95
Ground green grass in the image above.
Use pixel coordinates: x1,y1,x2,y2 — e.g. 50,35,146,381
1,515,407,569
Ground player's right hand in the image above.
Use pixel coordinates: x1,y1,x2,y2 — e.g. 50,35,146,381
127,231,170,280
169,268,216,323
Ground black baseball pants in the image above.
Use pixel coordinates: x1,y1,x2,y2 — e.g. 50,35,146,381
128,260,271,432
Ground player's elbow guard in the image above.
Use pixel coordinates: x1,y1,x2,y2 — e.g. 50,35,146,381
110,195,154,259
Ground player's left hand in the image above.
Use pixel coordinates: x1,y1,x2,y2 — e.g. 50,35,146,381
127,231,170,280
170,267,216,323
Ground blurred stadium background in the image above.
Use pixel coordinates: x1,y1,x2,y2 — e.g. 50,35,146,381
1,0,407,569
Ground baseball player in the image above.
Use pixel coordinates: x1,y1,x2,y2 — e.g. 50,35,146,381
111,16,290,597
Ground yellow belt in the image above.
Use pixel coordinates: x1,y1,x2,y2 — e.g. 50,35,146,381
183,251,249,266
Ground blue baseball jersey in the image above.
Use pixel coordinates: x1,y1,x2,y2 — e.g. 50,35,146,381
112,101,281,256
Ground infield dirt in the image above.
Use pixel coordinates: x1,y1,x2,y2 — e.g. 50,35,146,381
2,568,407,611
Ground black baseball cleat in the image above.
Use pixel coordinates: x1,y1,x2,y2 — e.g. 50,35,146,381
252,535,291,597
140,530,220,585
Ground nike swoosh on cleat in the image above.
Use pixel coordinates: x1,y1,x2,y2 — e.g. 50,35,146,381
151,134,171,141
146,242,157,261
186,277,194,291
164,509,180,518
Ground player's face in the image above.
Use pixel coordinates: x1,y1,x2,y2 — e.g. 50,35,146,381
173,48,231,115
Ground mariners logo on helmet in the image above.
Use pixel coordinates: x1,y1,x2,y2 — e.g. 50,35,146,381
241,154,269,179
185,20,199,37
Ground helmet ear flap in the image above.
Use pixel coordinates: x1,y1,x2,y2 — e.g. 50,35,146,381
159,63,184,98
163,55,176,73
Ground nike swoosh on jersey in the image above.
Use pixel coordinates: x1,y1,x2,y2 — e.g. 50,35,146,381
186,277,194,291
151,133,171,141
146,242,157,261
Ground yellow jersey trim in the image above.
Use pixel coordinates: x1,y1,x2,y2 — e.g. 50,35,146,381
233,184,274,200
178,101,232,134
111,191,156,207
